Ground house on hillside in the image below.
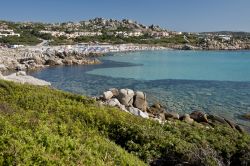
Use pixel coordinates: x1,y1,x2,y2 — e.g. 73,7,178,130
0,29,20,37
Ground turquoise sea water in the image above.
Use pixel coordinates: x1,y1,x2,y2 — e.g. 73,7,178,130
88,50,250,81
31,50,250,130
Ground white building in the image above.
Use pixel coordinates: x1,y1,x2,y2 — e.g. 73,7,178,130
115,31,129,38
218,35,232,41
0,29,20,37
151,31,170,38
40,30,103,38
128,31,143,37
40,30,66,37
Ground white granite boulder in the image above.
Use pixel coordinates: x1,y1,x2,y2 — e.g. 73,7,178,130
107,98,120,107
4,72,51,86
128,107,149,119
16,71,27,76
117,89,134,106
103,90,113,100
109,88,119,97
133,91,148,112
181,114,194,124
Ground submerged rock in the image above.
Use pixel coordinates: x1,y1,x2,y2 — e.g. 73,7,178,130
241,113,250,121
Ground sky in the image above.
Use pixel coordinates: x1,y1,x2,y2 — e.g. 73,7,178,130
0,0,249,32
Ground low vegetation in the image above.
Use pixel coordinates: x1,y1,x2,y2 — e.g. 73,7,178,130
0,80,249,165
0,34,41,46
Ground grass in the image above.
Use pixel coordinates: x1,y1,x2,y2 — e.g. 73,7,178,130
0,80,249,165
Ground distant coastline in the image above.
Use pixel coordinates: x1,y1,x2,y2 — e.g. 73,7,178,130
1,18,250,50
1,43,250,74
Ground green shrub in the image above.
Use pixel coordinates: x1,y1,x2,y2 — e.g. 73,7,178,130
0,80,249,165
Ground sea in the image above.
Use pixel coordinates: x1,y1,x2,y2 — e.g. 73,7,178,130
30,50,250,129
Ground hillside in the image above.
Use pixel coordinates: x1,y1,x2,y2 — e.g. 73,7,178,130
1,18,250,49
0,80,249,165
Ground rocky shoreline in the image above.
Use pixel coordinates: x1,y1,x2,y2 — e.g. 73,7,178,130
96,88,247,133
1,43,249,72
172,43,250,50
0,47,101,72
0,71,51,86
1,70,248,133
1,45,249,134
0,44,167,72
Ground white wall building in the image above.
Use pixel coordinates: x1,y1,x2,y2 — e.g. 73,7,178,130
0,29,20,37
40,30,103,38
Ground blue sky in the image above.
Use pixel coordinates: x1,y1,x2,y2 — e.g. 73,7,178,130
0,0,249,32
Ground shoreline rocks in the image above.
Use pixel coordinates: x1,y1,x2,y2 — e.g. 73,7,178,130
0,71,51,86
241,113,250,121
117,89,135,107
98,88,246,133
133,91,148,112
0,44,168,72
0,48,101,72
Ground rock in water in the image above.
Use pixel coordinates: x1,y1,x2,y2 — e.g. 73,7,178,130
45,59,58,66
103,91,113,100
190,111,208,123
147,103,165,114
117,89,134,106
133,91,148,112
207,114,227,124
180,114,194,124
241,113,250,121
164,112,179,120
109,88,119,97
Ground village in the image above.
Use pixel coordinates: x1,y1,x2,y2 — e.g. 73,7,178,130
0,18,249,50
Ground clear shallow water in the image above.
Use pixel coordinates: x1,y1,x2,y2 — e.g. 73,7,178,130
88,50,250,81
31,50,250,129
